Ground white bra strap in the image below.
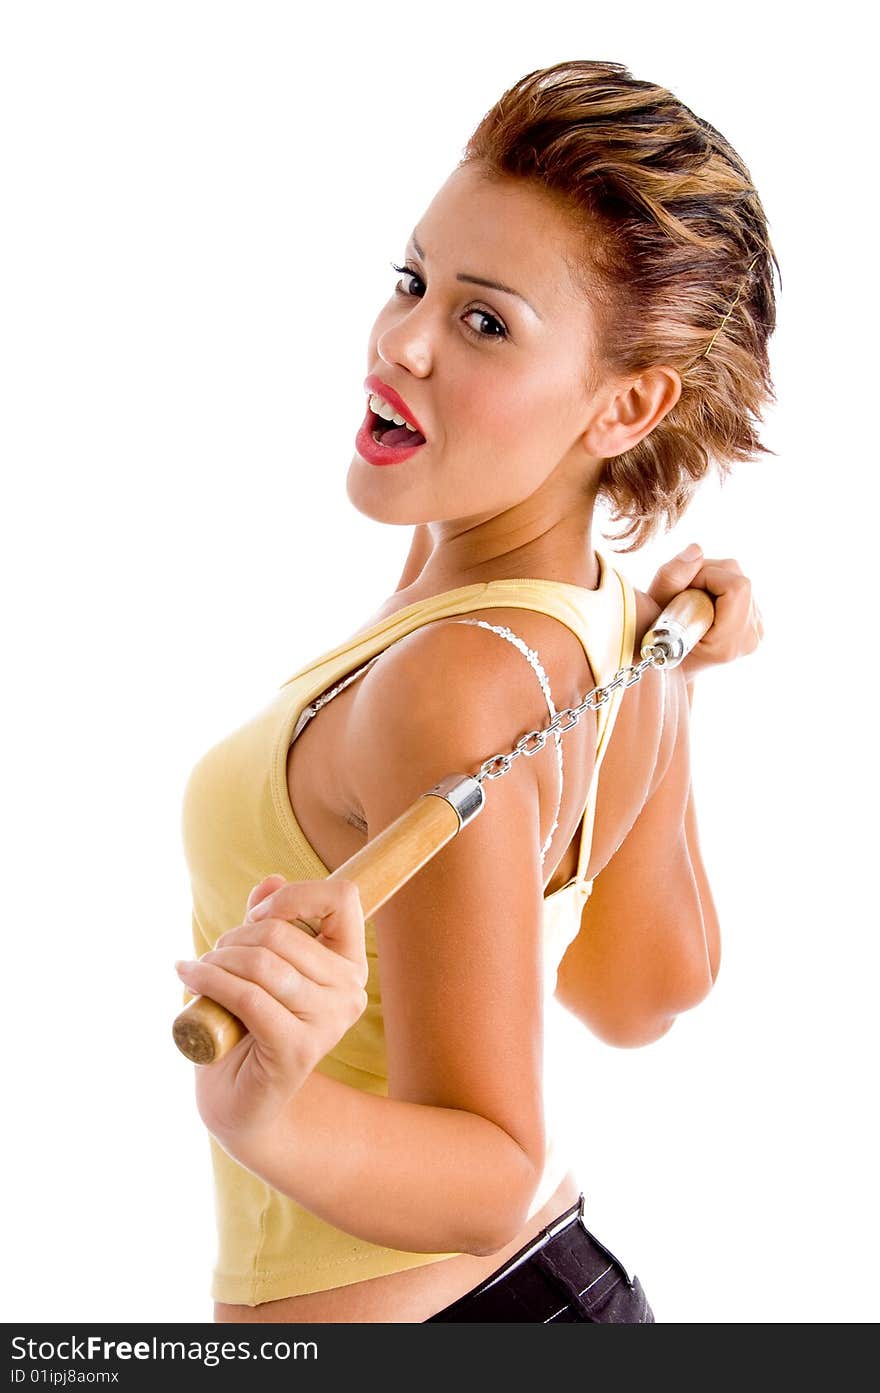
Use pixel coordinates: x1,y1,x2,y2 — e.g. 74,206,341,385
450,619,563,865
293,617,566,867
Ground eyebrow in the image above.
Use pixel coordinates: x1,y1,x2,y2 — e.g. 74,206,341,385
410,231,543,321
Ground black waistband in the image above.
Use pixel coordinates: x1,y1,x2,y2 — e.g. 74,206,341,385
461,1193,586,1301
424,1192,648,1322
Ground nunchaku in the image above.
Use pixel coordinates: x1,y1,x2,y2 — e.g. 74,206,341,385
172,586,715,1065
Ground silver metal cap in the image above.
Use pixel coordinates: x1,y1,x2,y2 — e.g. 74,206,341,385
423,773,485,829
640,619,688,668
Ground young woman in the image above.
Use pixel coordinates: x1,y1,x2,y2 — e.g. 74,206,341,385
177,59,775,1323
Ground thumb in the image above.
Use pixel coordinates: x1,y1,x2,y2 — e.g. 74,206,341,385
647,542,704,608
246,873,288,918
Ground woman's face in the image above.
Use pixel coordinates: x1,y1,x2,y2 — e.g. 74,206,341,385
346,162,609,528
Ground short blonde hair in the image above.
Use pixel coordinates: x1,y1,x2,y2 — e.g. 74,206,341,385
461,59,781,552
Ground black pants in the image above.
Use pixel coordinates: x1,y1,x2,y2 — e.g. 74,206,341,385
424,1193,654,1323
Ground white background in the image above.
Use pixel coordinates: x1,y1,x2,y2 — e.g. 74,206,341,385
3,0,877,1324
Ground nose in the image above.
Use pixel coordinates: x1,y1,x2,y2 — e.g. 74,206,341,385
375,301,432,377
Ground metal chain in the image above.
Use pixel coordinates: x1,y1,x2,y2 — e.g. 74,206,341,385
473,648,661,785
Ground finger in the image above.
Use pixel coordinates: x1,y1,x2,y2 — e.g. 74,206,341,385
246,873,289,917
174,954,314,1044
688,563,751,613
246,878,367,966
645,543,704,608
676,560,748,594
215,918,341,986
684,564,753,661
190,945,325,1018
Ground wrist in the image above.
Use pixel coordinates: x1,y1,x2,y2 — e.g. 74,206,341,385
195,1073,308,1155
206,1110,281,1172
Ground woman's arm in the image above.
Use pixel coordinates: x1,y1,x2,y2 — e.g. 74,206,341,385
208,618,567,1256
552,549,758,1044
210,1069,539,1257
555,666,718,1047
685,680,721,981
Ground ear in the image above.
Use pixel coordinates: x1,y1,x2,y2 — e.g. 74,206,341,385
582,365,682,459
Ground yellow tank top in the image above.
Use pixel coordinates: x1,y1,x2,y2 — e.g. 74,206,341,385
180,548,637,1305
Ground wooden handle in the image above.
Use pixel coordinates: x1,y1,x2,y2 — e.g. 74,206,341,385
640,587,715,667
173,788,468,1065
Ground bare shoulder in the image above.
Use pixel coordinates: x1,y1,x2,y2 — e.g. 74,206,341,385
345,603,599,835
376,602,601,701
343,608,570,822
633,582,664,643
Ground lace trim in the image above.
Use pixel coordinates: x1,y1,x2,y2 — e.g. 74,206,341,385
451,619,563,863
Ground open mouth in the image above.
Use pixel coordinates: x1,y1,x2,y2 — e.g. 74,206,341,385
370,410,427,449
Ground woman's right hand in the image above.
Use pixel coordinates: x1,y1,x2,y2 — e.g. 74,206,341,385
175,874,369,1143
647,544,764,683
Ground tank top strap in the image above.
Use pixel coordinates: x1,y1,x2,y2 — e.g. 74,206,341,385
573,564,637,885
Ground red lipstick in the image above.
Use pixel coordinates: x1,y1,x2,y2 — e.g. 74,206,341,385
357,374,429,467
363,375,428,438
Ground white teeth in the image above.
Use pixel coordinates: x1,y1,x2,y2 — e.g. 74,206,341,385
368,391,420,432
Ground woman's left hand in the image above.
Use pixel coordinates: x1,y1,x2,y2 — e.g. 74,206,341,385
646,545,765,684
175,874,369,1140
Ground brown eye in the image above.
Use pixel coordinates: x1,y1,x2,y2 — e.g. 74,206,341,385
389,263,509,342
462,308,508,340
390,263,424,297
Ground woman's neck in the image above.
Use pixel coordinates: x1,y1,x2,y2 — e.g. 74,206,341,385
393,518,600,598
394,523,435,593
